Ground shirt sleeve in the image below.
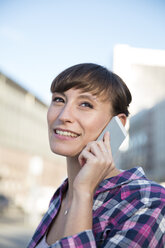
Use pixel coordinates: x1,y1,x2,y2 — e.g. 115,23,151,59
50,230,97,248
101,203,165,248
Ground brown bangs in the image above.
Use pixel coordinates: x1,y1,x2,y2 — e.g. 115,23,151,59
50,63,132,117
50,63,111,101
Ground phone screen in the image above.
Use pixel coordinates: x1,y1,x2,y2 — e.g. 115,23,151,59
97,116,127,157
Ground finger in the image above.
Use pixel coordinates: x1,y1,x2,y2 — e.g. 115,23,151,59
85,141,103,157
103,131,112,155
88,141,113,167
97,140,110,157
78,149,95,167
97,140,113,170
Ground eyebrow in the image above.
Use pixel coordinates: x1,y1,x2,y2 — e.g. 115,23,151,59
54,92,98,102
77,94,98,102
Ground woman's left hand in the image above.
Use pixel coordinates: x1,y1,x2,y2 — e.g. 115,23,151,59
73,131,115,195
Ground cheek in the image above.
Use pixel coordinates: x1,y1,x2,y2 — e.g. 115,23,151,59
84,115,110,140
47,109,50,123
47,111,52,130
47,107,57,125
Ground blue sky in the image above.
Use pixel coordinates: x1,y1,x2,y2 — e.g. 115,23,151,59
0,0,165,104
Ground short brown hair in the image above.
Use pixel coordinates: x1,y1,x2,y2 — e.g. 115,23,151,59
50,63,132,116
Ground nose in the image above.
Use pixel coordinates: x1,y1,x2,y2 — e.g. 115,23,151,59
58,103,75,123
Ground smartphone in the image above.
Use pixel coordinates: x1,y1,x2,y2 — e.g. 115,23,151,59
97,116,127,157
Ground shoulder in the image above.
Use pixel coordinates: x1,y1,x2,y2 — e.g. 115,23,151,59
120,175,165,213
94,168,165,246
93,168,165,223
121,176,165,202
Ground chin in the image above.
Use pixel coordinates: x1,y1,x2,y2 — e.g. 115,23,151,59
50,145,81,158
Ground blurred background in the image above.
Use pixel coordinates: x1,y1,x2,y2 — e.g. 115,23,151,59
0,0,165,247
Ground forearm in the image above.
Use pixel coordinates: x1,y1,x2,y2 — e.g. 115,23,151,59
63,190,93,237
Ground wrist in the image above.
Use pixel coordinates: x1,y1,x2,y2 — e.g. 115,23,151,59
73,180,96,196
73,187,93,202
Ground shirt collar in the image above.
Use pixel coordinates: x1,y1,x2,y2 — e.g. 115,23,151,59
60,167,146,197
94,167,146,195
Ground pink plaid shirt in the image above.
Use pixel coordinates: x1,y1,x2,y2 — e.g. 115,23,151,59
28,167,165,248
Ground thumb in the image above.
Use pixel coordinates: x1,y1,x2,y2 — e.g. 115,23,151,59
103,131,112,153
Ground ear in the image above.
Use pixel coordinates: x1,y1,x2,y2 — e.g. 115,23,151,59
117,113,127,127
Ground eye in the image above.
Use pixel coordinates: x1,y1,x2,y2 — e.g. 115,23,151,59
52,97,64,103
81,102,93,108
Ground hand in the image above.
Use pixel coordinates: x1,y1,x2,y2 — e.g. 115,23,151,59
73,131,115,195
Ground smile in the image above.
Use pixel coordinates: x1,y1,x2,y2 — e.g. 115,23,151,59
55,129,79,138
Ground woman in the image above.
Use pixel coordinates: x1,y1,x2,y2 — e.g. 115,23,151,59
28,63,165,247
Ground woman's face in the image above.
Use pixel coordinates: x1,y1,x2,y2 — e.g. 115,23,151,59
47,88,113,157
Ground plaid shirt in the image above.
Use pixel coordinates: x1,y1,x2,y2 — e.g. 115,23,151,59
27,167,165,248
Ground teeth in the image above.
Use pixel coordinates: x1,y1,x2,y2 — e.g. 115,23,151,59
56,130,78,137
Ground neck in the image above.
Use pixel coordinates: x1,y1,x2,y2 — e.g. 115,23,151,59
66,156,81,202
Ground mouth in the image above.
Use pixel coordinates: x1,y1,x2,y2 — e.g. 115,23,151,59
54,128,80,138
